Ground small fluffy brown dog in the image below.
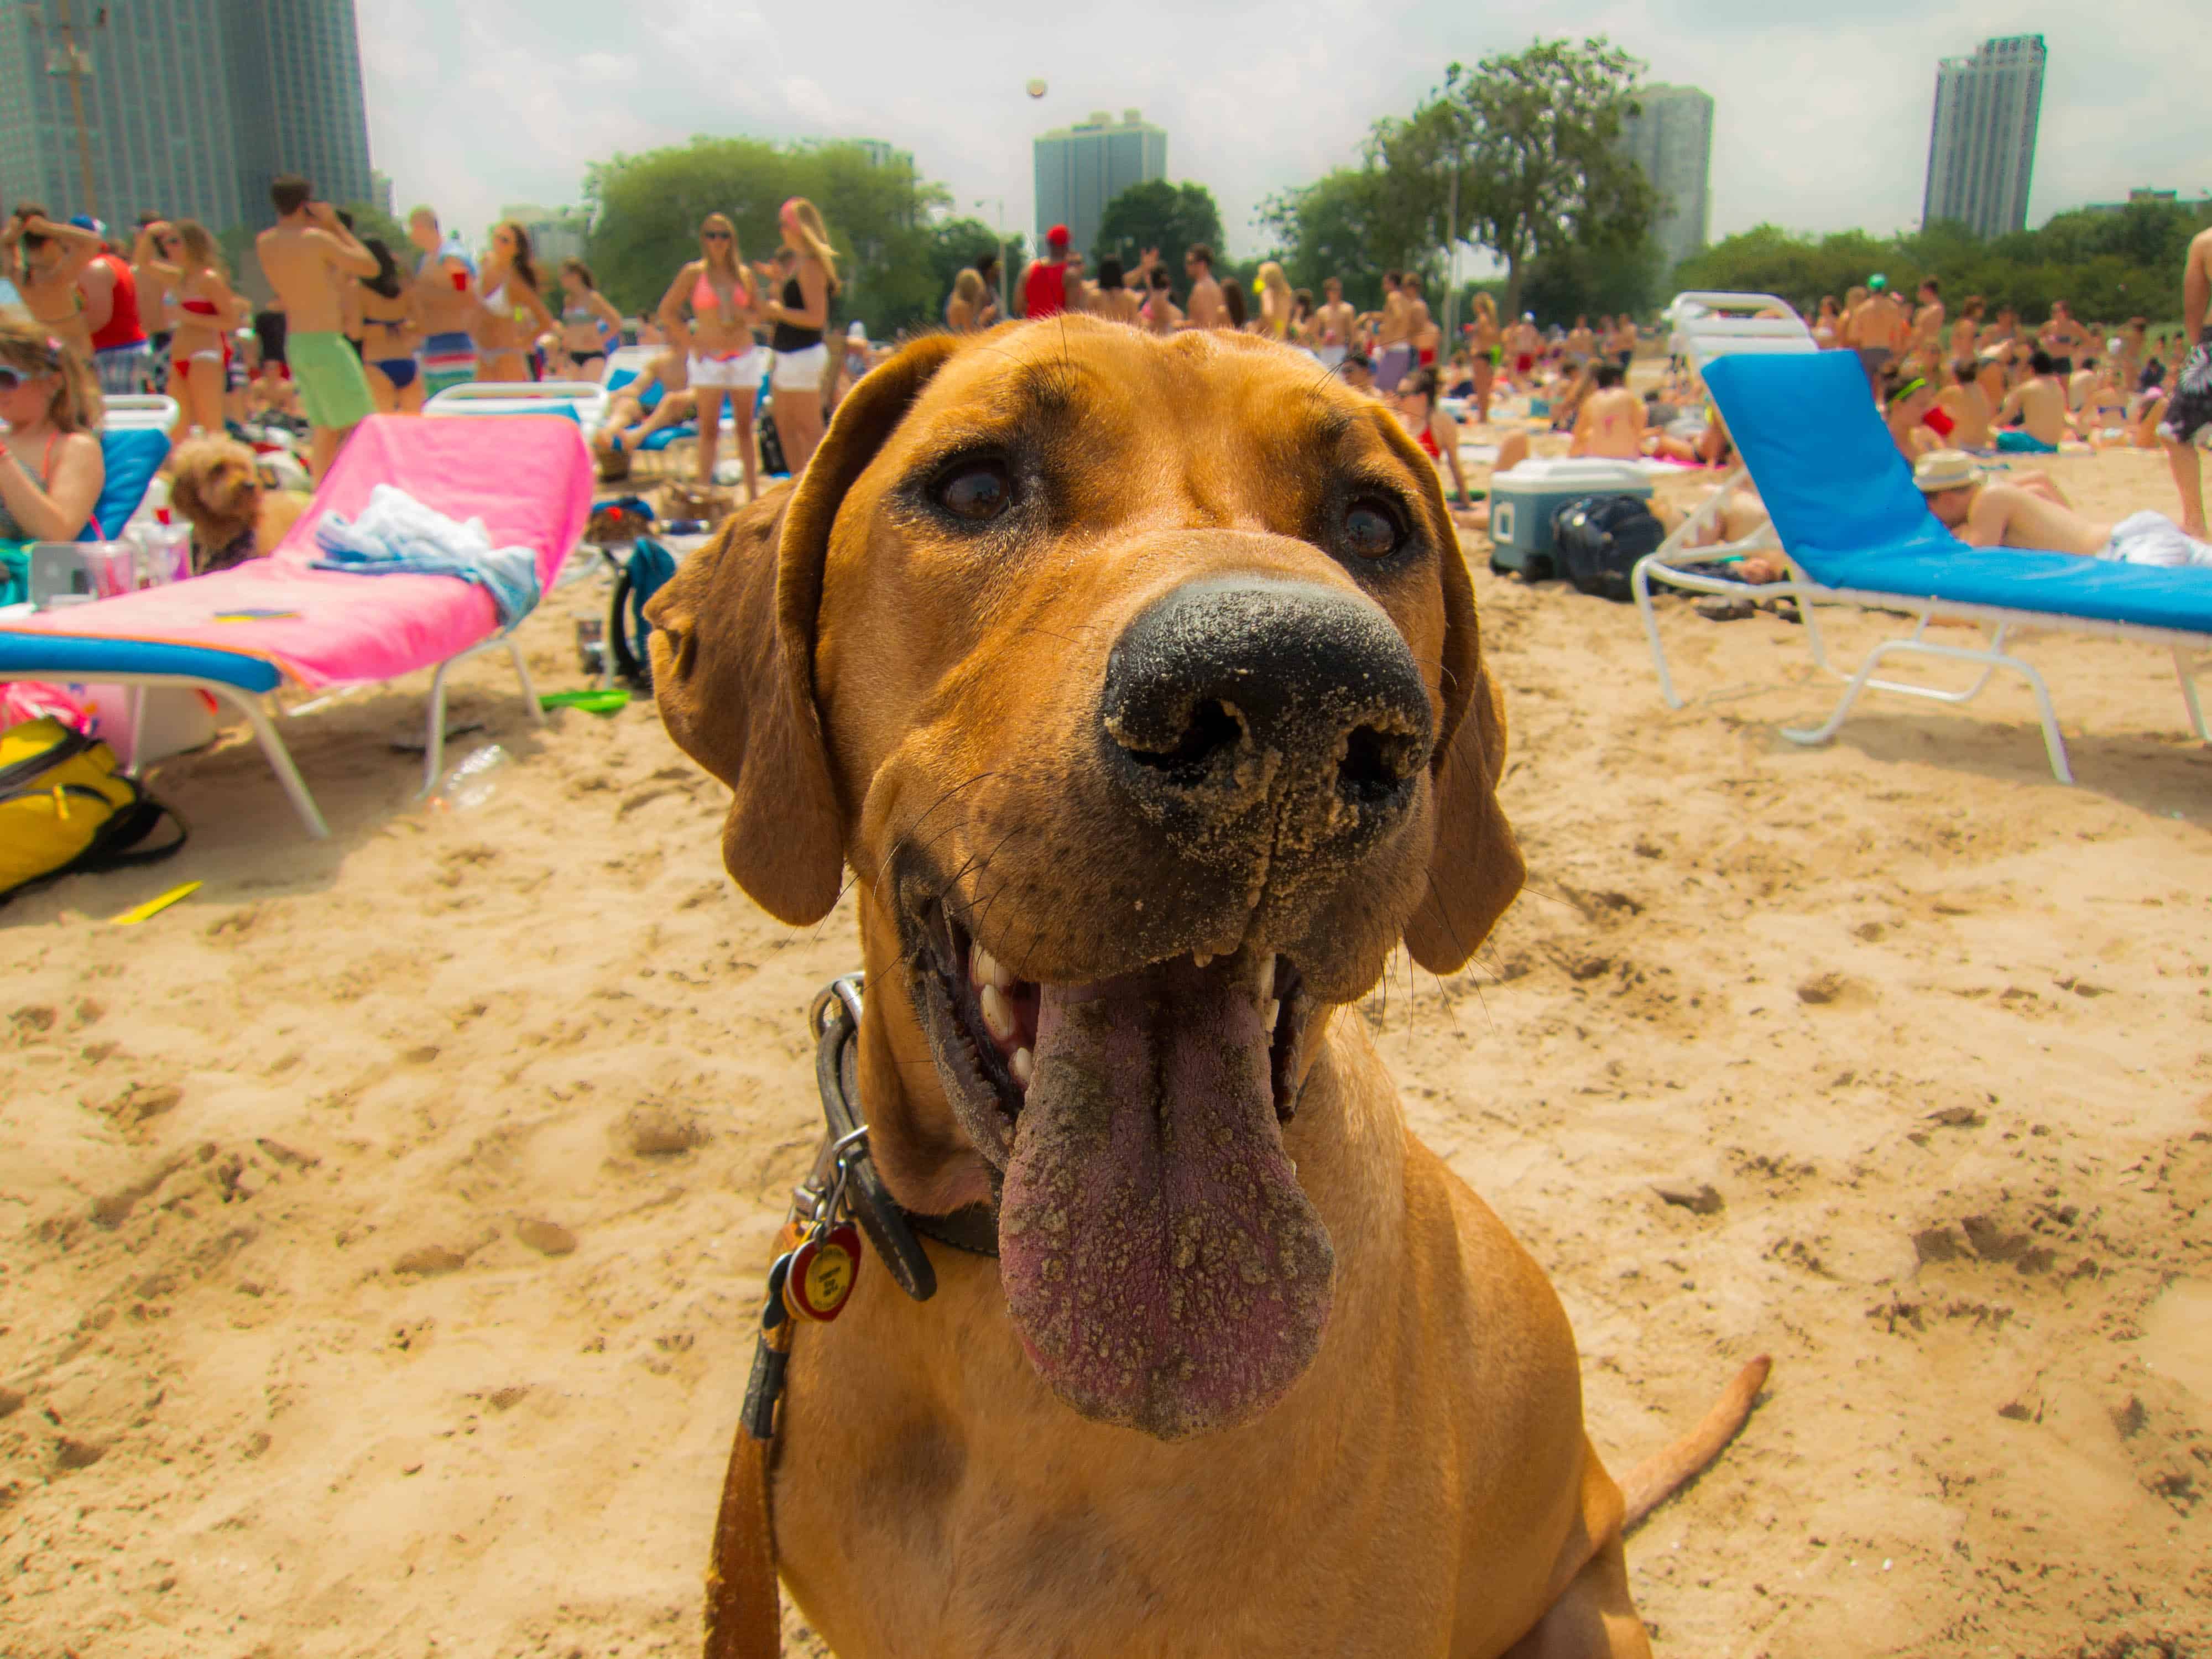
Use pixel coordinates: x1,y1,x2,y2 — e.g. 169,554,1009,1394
167,435,311,575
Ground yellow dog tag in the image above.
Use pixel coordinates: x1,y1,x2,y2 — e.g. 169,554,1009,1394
784,1222,861,1322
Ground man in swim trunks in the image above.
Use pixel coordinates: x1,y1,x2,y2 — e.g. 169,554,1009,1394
408,206,481,398
74,218,153,395
2158,225,2212,536
1182,244,1227,331
1366,272,1412,393
1992,350,2071,453
1311,277,1355,371
1913,448,2212,567
1850,274,1910,394
255,174,379,481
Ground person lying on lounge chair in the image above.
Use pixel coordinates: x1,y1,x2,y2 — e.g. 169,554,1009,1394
592,351,696,457
1912,448,2212,567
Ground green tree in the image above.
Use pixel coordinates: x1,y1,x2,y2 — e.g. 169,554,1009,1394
1518,234,1668,325
338,200,410,257
583,136,949,336
1380,38,1655,317
1258,168,1437,310
1094,180,1224,278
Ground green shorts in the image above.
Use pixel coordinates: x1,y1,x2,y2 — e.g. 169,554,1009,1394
288,330,376,431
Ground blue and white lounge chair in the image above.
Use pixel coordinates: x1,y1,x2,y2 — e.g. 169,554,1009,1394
1632,349,2212,784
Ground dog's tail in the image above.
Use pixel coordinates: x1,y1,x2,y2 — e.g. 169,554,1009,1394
1619,1355,1771,1532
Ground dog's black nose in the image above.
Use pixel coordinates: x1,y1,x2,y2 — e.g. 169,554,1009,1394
1102,578,1432,840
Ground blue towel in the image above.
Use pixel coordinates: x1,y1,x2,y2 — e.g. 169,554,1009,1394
309,484,541,629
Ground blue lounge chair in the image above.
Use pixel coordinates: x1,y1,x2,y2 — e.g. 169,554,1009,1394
1632,349,2211,784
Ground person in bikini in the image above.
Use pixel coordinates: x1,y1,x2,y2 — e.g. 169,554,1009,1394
407,206,480,399
556,259,623,378
357,237,422,414
657,212,764,500
255,175,380,479
1403,273,1438,366
1913,447,2212,567
164,220,243,443
1366,272,1411,392
1934,358,1994,450
1390,365,1479,522
0,317,106,577
475,221,557,384
2,206,102,364
1567,360,1645,458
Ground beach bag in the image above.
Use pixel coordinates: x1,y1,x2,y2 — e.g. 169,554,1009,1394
757,409,789,478
0,717,187,906
609,539,679,692
1552,495,1666,604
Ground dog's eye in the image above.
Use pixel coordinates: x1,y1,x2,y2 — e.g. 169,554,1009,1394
1343,499,1404,560
936,461,1011,523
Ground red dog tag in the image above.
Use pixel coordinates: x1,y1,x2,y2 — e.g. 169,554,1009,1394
784,1222,862,1322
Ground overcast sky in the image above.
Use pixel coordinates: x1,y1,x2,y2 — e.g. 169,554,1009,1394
360,0,2209,260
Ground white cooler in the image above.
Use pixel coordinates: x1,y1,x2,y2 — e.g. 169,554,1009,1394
1487,459,1653,578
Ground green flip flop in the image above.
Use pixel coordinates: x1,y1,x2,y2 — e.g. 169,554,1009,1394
539,687,633,716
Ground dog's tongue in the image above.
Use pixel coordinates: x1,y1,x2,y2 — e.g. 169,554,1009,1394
998,961,1335,1440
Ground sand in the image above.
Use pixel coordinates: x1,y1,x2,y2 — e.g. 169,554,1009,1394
3,441,2209,1657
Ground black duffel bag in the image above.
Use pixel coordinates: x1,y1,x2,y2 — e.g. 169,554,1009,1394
1551,494,1667,603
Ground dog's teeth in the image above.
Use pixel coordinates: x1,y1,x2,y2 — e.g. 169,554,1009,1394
1192,951,1214,969
970,945,990,987
980,983,1016,1041
1257,955,1277,1005
1010,1046,1034,1087
1264,999,1280,1032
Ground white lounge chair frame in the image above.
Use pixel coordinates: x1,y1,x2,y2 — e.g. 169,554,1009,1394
1632,551,2211,785
102,394,181,433
424,379,610,429
79,633,545,838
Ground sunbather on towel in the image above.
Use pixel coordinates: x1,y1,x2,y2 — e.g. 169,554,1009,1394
1913,448,2212,568
1567,361,1645,459
1991,351,2071,452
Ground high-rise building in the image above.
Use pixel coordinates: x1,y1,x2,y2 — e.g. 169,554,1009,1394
1034,108,1166,262
0,0,373,237
503,203,590,268
1921,34,2046,238
1616,85,1714,275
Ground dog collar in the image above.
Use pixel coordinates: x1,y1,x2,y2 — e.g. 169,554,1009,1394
800,974,999,1302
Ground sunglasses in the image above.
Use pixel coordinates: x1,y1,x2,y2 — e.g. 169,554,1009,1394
702,230,732,241
0,366,47,391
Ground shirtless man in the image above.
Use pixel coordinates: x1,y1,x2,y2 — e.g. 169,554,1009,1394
1913,447,2212,568
1851,275,1910,393
1311,276,1355,372
1507,313,1540,384
1994,351,2071,452
1366,272,1412,393
2157,225,2212,535
1181,244,1226,331
592,349,697,464
408,206,481,399
254,174,379,479
1910,276,1945,361
1403,273,1439,366
1564,314,1594,369
1567,360,1645,458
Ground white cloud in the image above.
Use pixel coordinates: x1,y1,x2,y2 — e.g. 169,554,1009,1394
356,0,2208,263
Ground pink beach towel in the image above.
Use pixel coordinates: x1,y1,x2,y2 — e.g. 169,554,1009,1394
5,416,592,688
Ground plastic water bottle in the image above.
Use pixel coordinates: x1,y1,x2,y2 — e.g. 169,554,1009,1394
430,743,509,811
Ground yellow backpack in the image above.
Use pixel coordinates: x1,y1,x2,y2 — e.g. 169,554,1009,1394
0,717,186,905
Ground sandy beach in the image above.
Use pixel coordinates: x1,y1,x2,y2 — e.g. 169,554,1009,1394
3,440,2209,1657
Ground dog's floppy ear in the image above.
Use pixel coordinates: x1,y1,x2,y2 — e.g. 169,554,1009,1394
1363,409,1525,973
646,332,962,925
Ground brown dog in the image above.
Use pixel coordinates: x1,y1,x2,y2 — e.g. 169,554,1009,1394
650,319,1766,1657
166,435,310,575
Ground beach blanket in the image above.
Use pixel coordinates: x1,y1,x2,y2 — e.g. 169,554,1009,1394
0,417,590,688
310,485,540,628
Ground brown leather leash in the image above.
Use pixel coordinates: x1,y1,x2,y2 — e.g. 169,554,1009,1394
702,975,998,1659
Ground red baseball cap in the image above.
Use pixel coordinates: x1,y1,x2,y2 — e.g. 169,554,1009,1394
1045,224,1070,248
